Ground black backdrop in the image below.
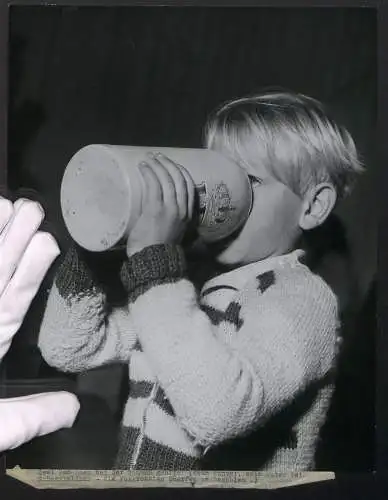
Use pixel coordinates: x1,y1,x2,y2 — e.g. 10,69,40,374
5,6,376,471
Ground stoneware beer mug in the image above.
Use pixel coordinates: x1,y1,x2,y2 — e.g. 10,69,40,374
60,144,253,252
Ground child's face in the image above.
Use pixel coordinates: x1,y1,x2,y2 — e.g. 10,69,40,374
212,163,304,267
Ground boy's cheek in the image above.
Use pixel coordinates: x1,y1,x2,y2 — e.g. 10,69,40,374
216,206,298,267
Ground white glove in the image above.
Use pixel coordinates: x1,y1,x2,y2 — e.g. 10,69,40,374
0,197,80,452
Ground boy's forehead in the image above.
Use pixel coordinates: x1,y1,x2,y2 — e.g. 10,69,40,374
215,144,272,180
238,159,270,180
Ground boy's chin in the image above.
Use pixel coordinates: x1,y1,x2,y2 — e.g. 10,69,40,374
215,244,278,268
184,233,266,269
213,246,250,269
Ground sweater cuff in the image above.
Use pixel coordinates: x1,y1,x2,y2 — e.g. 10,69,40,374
55,245,101,299
120,244,187,302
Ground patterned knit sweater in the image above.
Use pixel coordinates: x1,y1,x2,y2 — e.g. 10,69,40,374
38,244,340,471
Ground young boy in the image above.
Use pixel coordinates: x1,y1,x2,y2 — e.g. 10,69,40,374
38,91,363,471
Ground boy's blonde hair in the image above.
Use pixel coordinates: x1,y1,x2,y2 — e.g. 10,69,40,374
204,91,364,200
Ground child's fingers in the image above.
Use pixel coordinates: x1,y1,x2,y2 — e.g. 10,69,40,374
0,200,44,297
0,198,14,235
139,163,163,210
154,154,189,219
177,165,196,221
0,391,80,451
145,153,176,206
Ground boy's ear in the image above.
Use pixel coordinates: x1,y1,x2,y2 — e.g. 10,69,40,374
299,183,337,230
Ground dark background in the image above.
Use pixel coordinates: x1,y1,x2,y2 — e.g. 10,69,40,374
4,6,375,472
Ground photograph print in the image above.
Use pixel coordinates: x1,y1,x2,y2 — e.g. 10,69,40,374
2,5,376,474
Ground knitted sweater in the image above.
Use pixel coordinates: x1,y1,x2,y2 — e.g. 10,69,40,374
38,244,340,471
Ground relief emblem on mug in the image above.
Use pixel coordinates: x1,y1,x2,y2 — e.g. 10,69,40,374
201,182,236,237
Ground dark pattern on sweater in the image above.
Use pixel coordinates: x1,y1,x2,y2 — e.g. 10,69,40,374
284,429,298,450
129,382,175,417
200,425,300,471
256,270,276,294
136,435,198,470
114,426,141,469
201,285,238,298
133,339,142,352
155,386,175,418
114,426,198,470
121,244,187,302
200,302,244,331
130,380,154,398
56,245,99,299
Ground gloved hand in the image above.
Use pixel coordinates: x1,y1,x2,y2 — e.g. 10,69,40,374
0,197,80,451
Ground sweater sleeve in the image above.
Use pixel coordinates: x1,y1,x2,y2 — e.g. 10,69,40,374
120,244,339,448
38,245,137,373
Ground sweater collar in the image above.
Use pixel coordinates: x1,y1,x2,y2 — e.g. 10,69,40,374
203,249,306,292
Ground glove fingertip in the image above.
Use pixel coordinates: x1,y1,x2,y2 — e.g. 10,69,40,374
57,391,81,423
32,231,61,260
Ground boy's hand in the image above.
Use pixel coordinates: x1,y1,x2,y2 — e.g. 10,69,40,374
126,153,195,258
0,197,80,451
